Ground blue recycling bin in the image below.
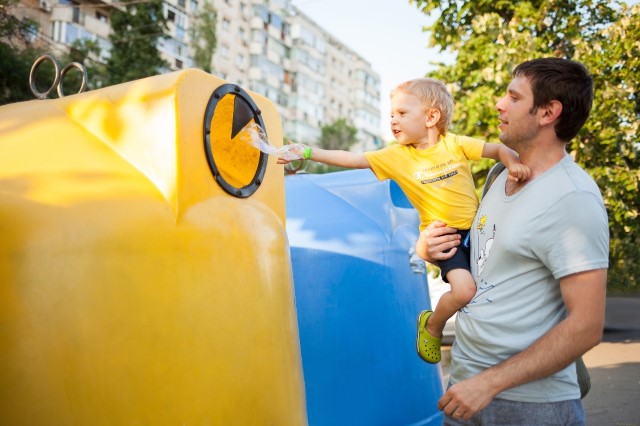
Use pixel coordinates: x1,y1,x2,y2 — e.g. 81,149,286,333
286,169,444,426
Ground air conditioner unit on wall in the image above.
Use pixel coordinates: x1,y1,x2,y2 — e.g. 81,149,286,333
40,0,52,12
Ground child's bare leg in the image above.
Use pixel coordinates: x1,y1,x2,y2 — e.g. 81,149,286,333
425,269,476,338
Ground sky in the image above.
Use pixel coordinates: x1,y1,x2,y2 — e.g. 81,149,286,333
292,0,452,141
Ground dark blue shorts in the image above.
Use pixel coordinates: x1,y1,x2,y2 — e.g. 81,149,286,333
437,229,470,283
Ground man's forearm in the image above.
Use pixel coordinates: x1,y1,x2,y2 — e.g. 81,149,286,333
478,269,606,394
478,317,595,396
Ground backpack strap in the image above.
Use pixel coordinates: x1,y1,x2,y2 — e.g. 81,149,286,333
481,162,506,198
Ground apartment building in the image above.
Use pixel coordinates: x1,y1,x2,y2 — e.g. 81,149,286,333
159,0,194,71
212,0,381,150
8,0,113,61
9,0,382,150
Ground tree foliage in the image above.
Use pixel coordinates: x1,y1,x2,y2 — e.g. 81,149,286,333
190,1,217,73
318,118,358,151
0,0,26,39
65,38,108,91
307,118,359,173
410,0,639,291
573,6,640,292
0,0,46,104
0,43,43,105
104,0,168,86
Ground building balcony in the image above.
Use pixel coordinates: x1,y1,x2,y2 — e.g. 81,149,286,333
250,16,264,30
249,42,263,55
50,4,111,39
266,50,280,64
249,67,262,80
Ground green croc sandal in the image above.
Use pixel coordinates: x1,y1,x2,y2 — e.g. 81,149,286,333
416,310,442,363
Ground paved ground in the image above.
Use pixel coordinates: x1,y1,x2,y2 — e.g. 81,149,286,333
440,296,640,425
582,297,640,426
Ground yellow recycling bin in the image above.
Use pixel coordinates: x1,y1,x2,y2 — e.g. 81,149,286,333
0,69,307,425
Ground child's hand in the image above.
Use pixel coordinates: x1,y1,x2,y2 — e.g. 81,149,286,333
276,143,306,164
507,163,531,183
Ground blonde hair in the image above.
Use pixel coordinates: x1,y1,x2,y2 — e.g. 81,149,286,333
391,78,453,135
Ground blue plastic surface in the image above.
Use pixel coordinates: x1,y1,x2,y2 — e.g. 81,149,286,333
286,169,444,426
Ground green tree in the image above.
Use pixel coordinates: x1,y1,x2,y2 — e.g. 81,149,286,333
68,38,107,90
105,0,168,86
0,0,26,38
410,0,639,291
573,5,640,292
190,1,217,73
307,118,359,173
318,118,358,151
0,43,43,105
0,0,46,104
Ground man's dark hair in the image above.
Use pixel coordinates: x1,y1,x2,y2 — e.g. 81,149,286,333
513,58,593,142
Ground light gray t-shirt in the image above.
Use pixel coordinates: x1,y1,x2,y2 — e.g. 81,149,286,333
450,154,609,402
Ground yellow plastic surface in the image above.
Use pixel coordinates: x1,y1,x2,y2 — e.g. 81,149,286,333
0,69,307,425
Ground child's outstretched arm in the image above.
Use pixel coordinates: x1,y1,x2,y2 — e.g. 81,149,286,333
276,143,370,169
482,143,531,183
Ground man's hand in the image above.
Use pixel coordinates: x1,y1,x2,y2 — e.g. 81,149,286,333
415,221,460,263
438,374,499,420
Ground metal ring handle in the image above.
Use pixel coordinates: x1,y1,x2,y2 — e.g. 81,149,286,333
57,62,88,97
29,54,61,100
284,158,310,175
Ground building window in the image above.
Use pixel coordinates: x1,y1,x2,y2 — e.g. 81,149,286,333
269,13,282,31
176,59,183,69
71,1,80,23
176,26,185,40
24,21,38,42
96,11,107,23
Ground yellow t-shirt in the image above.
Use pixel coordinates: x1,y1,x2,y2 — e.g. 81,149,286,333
365,133,484,230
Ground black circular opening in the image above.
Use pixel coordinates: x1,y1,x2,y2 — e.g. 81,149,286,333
203,84,269,198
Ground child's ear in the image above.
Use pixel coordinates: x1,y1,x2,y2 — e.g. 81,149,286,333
425,108,441,128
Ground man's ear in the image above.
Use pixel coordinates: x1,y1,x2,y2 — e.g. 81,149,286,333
540,100,563,126
425,108,441,128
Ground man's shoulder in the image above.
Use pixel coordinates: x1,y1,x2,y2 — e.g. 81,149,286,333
482,162,506,198
557,156,602,194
